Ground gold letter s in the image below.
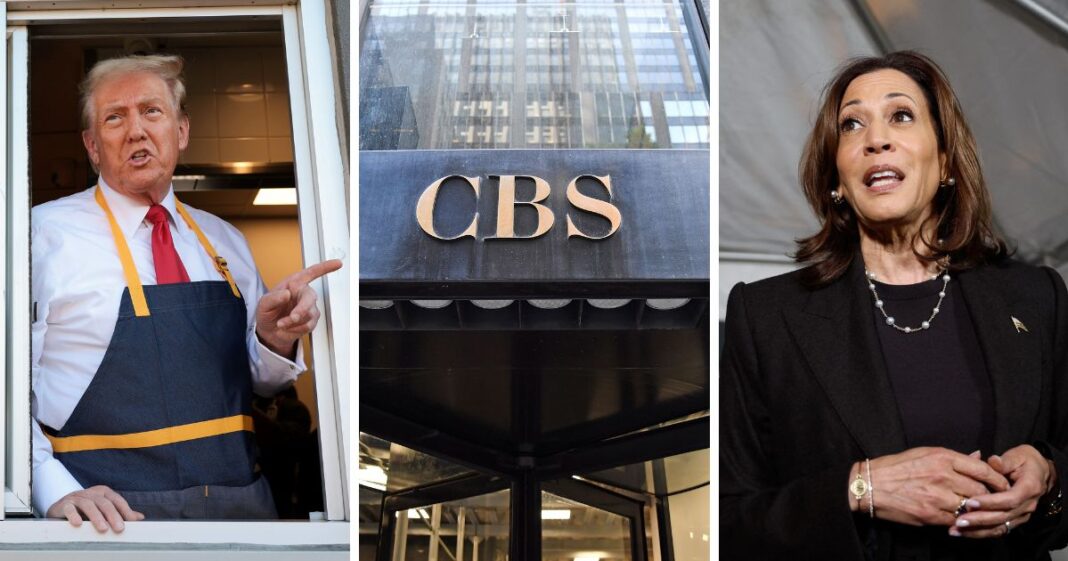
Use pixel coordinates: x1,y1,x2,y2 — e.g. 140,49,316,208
566,174,621,239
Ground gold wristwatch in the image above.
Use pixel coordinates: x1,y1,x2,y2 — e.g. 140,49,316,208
850,468,868,508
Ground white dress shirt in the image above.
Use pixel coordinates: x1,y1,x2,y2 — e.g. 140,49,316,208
30,179,305,516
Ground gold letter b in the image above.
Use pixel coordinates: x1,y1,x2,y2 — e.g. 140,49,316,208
490,175,554,239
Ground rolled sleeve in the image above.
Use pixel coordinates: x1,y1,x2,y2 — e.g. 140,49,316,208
31,421,83,517
248,325,307,397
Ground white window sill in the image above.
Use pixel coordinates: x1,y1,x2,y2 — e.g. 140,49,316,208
0,520,348,551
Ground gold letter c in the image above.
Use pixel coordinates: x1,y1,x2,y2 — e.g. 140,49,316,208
416,175,480,240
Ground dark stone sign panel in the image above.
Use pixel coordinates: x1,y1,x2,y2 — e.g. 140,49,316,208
359,149,709,297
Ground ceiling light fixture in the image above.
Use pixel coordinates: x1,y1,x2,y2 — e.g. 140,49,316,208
541,509,571,520
253,188,297,206
356,465,387,491
395,508,432,519
231,161,256,174
407,508,431,519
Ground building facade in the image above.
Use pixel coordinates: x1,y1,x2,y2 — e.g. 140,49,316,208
359,1,710,560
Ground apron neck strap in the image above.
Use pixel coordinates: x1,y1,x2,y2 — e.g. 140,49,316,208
94,185,242,318
173,200,242,300
94,186,150,317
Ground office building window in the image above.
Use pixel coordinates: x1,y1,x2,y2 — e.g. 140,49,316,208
360,0,709,150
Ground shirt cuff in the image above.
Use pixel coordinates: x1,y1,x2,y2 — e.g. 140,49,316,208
249,326,307,396
32,456,83,517
254,333,307,373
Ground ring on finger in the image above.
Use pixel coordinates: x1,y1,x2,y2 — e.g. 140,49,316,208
953,497,969,518
1005,519,1012,535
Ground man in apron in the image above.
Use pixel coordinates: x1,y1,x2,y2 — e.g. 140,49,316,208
30,54,341,532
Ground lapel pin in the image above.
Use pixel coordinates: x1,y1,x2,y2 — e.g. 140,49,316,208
1012,316,1029,333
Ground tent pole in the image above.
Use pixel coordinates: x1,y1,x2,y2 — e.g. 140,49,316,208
847,0,894,55
1016,0,1068,38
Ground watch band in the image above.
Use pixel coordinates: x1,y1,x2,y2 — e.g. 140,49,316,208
849,461,869,513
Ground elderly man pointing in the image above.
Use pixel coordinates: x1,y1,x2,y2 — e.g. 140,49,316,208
30,55,340,531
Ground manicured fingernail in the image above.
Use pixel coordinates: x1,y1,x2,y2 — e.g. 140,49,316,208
956,519,970,527
966,499,981,509
949,527,961,537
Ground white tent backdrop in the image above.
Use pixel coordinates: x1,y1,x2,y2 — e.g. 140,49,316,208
720,0,1068,320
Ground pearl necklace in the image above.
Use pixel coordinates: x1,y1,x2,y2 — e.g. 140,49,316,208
865,268,950,334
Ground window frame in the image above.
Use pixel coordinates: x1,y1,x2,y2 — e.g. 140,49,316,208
3,11,32,518
0,520,349,548
0,3,9,520
1,0,350,546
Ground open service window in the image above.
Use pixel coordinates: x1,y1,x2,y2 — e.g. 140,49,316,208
0,1,348,553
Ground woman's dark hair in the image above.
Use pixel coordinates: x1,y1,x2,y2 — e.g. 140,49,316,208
795,50,1007,287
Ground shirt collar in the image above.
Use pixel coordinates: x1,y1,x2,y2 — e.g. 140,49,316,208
97,178,180,239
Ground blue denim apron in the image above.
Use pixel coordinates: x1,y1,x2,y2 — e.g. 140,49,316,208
42,186,276,519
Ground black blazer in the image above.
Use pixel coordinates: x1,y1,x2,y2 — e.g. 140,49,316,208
720,256,1068,561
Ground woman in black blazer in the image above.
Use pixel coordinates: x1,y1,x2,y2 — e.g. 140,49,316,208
721,51,1068,560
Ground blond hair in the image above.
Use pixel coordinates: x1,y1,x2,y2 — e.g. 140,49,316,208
79,54,187,130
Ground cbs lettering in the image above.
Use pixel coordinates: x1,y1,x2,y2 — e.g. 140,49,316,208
416,174,622,240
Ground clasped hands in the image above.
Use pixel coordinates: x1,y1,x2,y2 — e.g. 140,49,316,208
856,445,1057,538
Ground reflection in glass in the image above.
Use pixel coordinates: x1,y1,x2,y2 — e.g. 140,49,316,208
542,491,631,561
668,485,709,561
360,486,385,559
360,0,709,150
663,448,708,493
359,432,477,495
387,441,476,492
393,489,510,561
359,432,392,492
582,448,708,496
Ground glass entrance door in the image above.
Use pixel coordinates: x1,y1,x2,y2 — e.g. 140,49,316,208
384,488,511,561
542,479,647,561
376,478,647,560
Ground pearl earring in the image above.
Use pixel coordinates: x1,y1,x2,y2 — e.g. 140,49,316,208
830,190,844,205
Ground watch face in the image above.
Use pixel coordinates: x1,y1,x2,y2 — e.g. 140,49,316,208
850,478,868,498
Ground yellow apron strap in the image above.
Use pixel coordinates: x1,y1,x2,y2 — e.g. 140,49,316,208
174,199,242,299
94,186,150,317
45,414,254,453
94,186,243,316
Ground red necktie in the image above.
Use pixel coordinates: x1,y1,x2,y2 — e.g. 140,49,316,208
145,205,190,284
